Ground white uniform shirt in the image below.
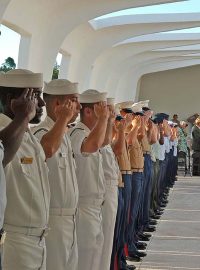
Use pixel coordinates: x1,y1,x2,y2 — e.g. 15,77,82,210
33,116,79,209
151,142,160,162
169,140,173,150
173,138,178,157
158,143,165,161
0,114,50,228
69,122,105,200
101,144,119,184
164,136,170,154
0,142,6,229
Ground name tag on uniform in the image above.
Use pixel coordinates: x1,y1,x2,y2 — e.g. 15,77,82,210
21,157,33,164
60,152,67,158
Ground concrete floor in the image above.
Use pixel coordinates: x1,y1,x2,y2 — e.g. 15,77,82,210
128,176,200,270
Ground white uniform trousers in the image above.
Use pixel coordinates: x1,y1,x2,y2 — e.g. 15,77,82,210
77,203,104,270
46,214,78,270
2,232,46,270
100,181,118,270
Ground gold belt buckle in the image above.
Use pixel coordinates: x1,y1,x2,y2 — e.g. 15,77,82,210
0,230,6,245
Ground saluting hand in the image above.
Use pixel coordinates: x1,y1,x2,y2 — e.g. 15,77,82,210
125,113,133,127
108,107,116,123
132,115,141,127
11,88,37,122
54,99,75,123
116,119,126,132
94,102,109,119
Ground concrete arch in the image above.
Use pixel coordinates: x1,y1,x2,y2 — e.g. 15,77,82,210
90,35,200,90
1,0,177,80
114,55,200,102
110,52,200,100
61,13,200,90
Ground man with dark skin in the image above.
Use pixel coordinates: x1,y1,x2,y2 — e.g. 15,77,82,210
0,86,37,269
0,69,50,270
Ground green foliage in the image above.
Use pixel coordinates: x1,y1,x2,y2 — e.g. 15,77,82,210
0,57,16,72
52,62,60,80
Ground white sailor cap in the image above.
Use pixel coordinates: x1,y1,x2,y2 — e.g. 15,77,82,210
138,100,150,108
43,79,79,95
116,101,134,110
114,104,121,115
79,89,107,103
0,69,43,88
107,97,115,106
131,102,143,113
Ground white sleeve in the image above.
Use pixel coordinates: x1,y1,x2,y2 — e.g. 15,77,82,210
70,129,87,156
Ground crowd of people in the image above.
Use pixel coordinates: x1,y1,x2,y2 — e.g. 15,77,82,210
0,68,197,270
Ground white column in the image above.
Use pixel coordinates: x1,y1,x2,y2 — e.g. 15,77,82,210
59,53,70,79
18,35,31,69
0,0,11,23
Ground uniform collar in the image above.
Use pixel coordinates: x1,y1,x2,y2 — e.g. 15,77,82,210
43,116,55,129
0,113,30,142
76,121,90,133
0,113,12,127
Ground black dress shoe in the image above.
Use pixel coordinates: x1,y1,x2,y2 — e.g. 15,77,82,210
120,265,136,270
138,234,150,242
126,255,141,262
154,210,163,215
143,225,156,232
159,203,166,208
161,198,169,204
142,232,152,238
151,214,160,219
135,241,147,250
130,250,147,257
149,219,157,226
138,231,151,238
127,265,136,270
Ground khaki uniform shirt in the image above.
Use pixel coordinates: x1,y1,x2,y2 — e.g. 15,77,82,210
0,114,50,228
129,139,144,170
0,142,6,228
117,141,131,172
33,116,78,209
69,122,105,201
101,144,120,184
141,134,151,153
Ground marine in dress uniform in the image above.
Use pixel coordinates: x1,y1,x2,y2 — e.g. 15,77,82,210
0,69,50,270
114,101,136,270
69,90,109,270
138,102,157,233
33,79,81,270
126,103,146,260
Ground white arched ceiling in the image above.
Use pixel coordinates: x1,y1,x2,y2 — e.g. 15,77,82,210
114,55,200,102
90,36,200,90
1,0,180,80
106,50,200,99
87,32,200,97
62,13,200,90
0,0,10,23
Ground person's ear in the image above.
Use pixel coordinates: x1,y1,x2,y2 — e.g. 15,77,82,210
85,107,92,116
